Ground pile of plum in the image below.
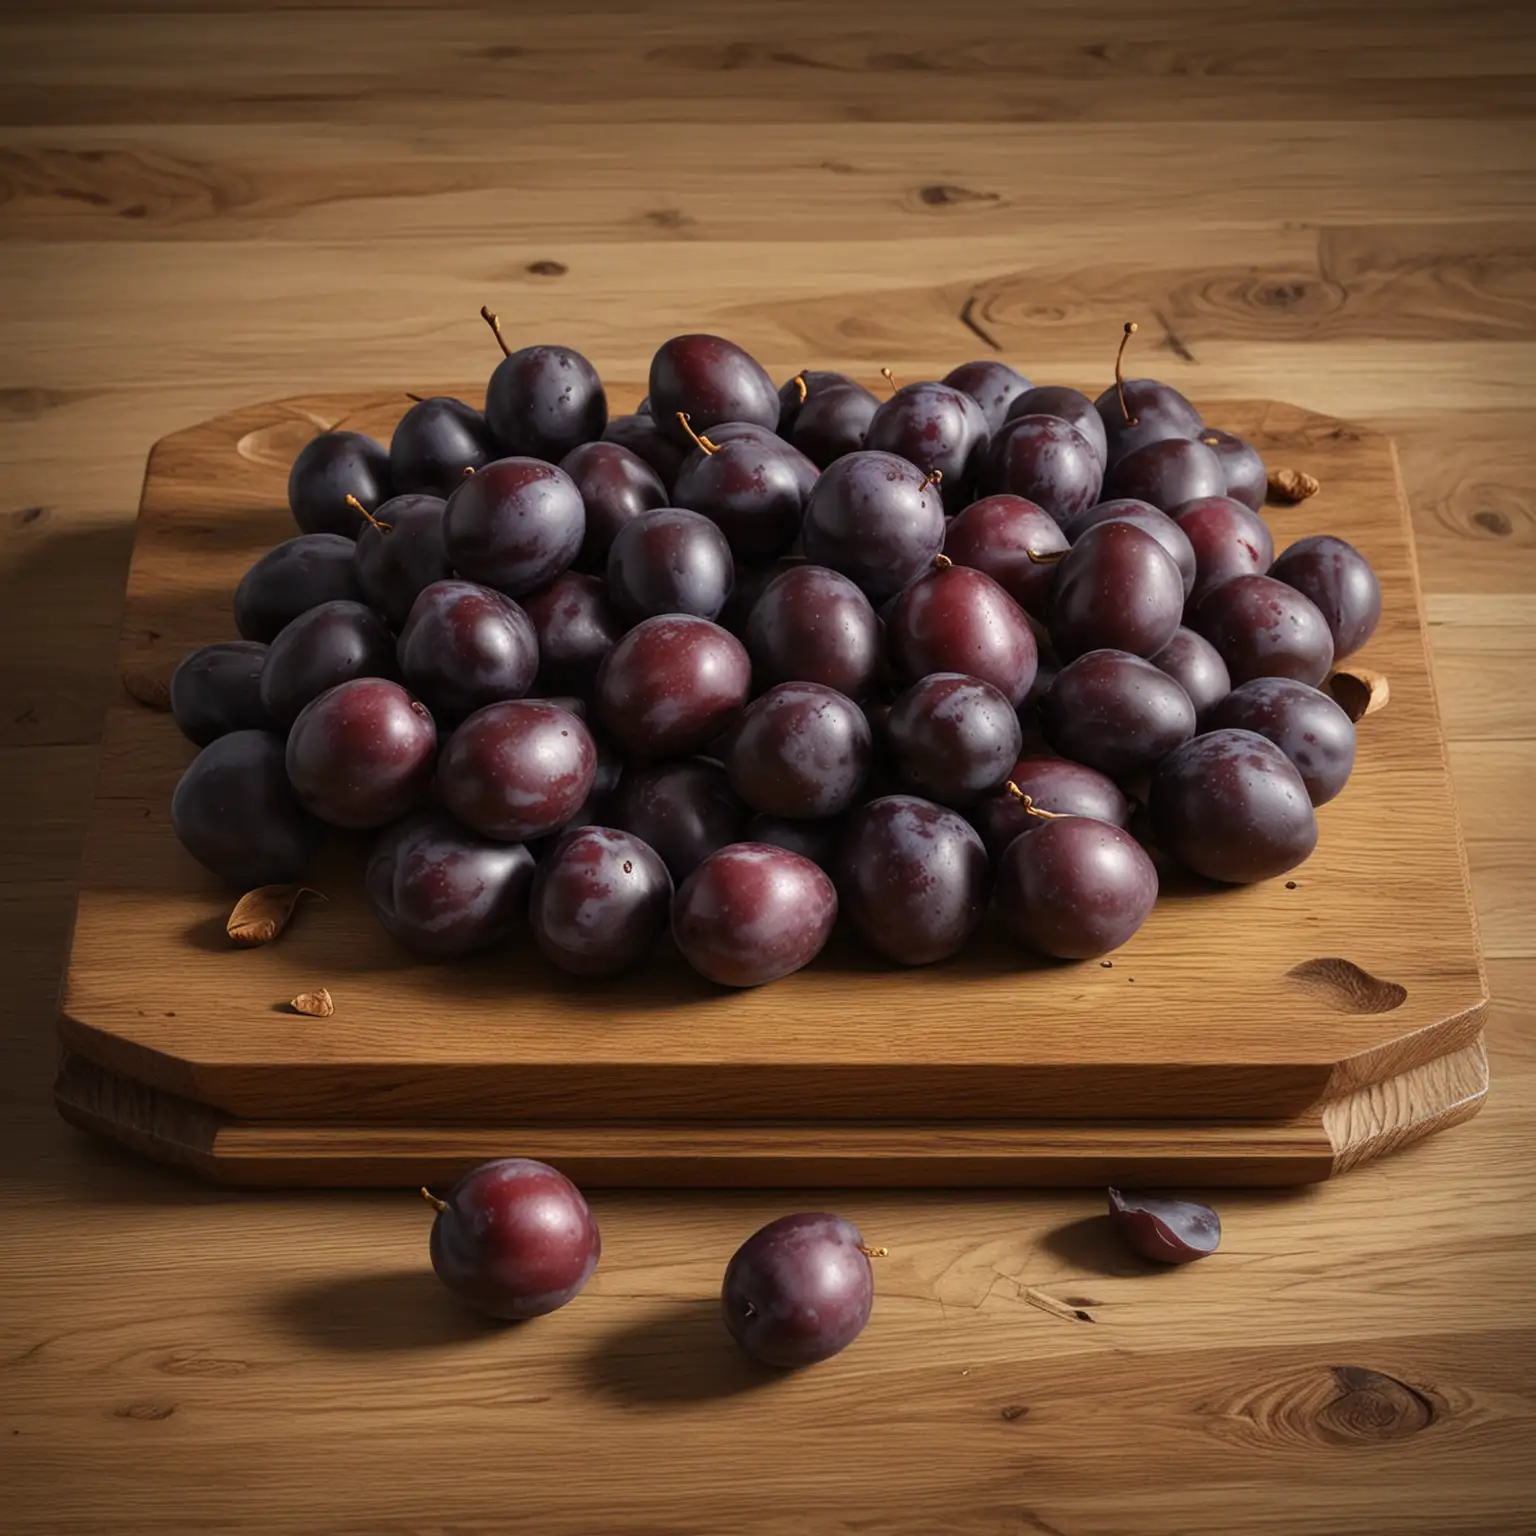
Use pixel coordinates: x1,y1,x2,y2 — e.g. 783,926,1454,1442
168,317,1381,985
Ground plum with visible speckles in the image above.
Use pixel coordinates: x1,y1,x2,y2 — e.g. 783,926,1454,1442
531,825,672,975
724,682,872,818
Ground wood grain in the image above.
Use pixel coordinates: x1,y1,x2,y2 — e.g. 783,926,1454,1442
2,1,1535,1531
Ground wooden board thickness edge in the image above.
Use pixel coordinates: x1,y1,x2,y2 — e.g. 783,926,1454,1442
54,1036,1487,1188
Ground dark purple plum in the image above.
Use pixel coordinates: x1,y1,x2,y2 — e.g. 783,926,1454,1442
995,816,1158,959
600,412,688,492
1171,496,1275,604
285,677,437,828
390,396,497,497
1062,499,1196,598
425,1157,600,1320
885,673,1022,807
1041,650,1196,781
701,423,821,503
649,334,780,445
1094,353,1203,469
744,564,883,700
353,493,452,629
1268,535,1382,661
611,759,743,882
801,451,946,601
1050,522,1184,661
983,415,1103,526
1197,428,1266,513
437,699,597,842
560,440,669,571
743,813,847,871
483,318,607,461
970,755,1131,861
777,369,863,433
1105,436,1226,514
1191,574,1334,687
595,615,752,760
724,682,871,818
444,457,585,597
288,430,390,538
1003,385,1108,466
1206,676,1356,805
718,555,804,639
942,495,1069,621
397,580,538,721
942,360,1033,436
1149,626,1232,722
1107,1188,1221,1263
605,507,734,624
886,561,1038,706
838,795,988,965
234,533,364,643
260,599,397,728
672,437,807,563
790,384,879,469
1149,728,1318,883
521,571,622,697
366,811,535,957
172,729,325,885
171,641,272,746
531,826,672,976
672,843,837,987
865,382,989,511
722,1213,874,1368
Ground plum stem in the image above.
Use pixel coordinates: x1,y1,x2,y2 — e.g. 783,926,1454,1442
793,372,808,404
405,392,425,404
933,553,953,570
1114,321,1140,427
345,493,391,534
480,304,511,357
1006,783,1068,819
1025,546,1068,565
676,411,719,455
880,366,898,394
463,464,478,478
858,1244,889,1258
420,1187,449,1213
921,468,944,492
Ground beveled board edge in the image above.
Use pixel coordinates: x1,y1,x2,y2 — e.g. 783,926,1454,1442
54,1035,1487,1189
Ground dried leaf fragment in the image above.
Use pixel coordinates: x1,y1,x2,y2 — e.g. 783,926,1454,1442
1267,466,1321,503
227,885,323,947
122,670,172,711
289,987,335,1018
1326,667,1389,722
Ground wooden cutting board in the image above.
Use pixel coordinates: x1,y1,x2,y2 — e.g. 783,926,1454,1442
53,390,1489,1187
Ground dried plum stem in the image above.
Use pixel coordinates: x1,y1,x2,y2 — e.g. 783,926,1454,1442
676,411,719,455
794,372,808,404
932,553,953,570
1114,321,1140,426
857,1244,888,1258
921,468,944,492
420,1187,449,1213
405,392,424,403
1026,547,1068,565
345,493,391,534
1005,783,1068,819
880,366,898,394
480,304,511,357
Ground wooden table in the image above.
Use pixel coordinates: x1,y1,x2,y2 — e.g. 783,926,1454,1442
2,4,1533,1531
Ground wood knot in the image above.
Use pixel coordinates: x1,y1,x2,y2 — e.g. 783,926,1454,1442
1198,1365,1445,1450
113,1402,176,1421
1000,1403,1030,1422
1287,957,1406,1014
1319,1367,1438,1444
526,259,567,277
919,183,999,206
1471,508,1513,538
